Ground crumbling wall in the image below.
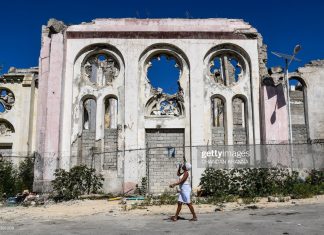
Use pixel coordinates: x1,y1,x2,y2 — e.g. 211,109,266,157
0,68,38,164
290,89,305,125
34,19,66,192
146,129,184,194
233,97,247,145
296,60,324,142
212,127,225,145
38,18,265,193
233,128,247,145
290,89,307,143
103,129,118,170
80,130,96,167
292,124,307,144
261,60,324,144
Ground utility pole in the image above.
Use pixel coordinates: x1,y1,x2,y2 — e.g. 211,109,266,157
272,45,302,170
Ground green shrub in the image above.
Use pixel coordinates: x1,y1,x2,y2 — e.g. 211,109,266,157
158,192,177,205
199,168,230,197
281,170,300,195
199,168,289,198
52,165,104,201
241,197,259,204
140,177,148,195
311,183,324,195
0,157,35,197
305,169,324,186
134,177,148,195
141,194,153,206
16,157,34,192
0,159,17,197
199,168,323,200
140,193,177,206
205,195,238,204
290,183,315,199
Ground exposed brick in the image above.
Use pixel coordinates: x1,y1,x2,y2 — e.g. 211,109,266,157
146,129,185,194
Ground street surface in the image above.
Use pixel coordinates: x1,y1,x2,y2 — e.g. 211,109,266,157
1,203,323,235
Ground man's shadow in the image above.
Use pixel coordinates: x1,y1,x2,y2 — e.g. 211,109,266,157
164,216,188,222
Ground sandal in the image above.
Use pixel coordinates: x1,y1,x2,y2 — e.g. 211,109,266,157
189,217,198,221
170,216,178,221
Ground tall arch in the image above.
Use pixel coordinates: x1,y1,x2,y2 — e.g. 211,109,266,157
104,95,118,129
232,95,248,145
139,43,190,118
81,96,97,132
139,44,191,193
102,94,119,170
211,94,226,145
289,76,308,143
71,43,125,145
204,43,254,146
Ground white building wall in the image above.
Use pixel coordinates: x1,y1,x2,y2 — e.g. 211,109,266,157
38,18,263,193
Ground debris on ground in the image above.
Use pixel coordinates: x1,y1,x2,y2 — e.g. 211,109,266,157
245,205,260,210
0,195,323,221
2,190,52,207
268,196,291,202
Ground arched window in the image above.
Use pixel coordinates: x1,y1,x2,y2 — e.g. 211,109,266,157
0,119,15,136
0,88,15,113
211,96,226,145
82,53,119,87
232,96,247,145
83,98,96,131
0,120,14,156
104,97,118,129
289,77,308,143
209,55,243,86
206,44,249,87
212,96,225,127
144,52,185,117
147,54,181,95
103,97,118,170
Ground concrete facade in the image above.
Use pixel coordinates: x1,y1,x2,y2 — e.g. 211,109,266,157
1,18,323,194
261,60,324,145
33,18,265,193
0,67,38,163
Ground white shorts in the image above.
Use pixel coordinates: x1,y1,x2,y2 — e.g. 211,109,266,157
178,184,191,204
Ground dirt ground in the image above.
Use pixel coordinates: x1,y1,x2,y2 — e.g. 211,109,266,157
0,195,323,222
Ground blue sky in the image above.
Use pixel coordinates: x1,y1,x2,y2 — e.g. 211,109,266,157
0,0,323,91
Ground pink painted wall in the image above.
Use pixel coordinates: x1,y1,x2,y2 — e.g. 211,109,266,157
43,33,64,180
34,36,50,187
36,37,50,155
34,32,64,190
262,85,289,144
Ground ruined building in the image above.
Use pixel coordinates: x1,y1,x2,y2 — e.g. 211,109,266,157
0,67,38,163
0,18,323,193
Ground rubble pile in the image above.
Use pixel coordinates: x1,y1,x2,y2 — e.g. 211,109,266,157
1,190,52,207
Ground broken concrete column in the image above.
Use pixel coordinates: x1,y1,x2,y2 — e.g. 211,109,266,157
47,18,66,34
34,21,65,192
